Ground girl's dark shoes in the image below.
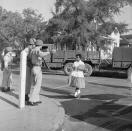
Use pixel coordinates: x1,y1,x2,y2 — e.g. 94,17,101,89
74,89,81,98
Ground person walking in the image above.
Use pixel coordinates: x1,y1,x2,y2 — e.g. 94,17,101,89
27,39,49,106
24,38,36,102
1,47,16,92
69,54,85,98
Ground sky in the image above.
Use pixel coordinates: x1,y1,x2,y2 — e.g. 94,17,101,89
114,5,132,33
0,0,56,20
0,0,132,32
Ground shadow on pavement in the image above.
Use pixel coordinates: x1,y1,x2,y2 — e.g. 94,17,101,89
61,97,132,131
89,82,131,90
41,86,71,95
0,88,19,108
41,94,74,99
60,94,126,117
0,95,18,108
6,90,19,99
81,94,126,100
41,85,132,130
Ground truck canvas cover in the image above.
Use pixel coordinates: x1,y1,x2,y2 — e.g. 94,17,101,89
112,47,132,68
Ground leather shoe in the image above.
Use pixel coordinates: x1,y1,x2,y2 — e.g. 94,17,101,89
1,88,5,92
25,94,29,101
6,87,11,92
27,101,38,106
36,101,42,104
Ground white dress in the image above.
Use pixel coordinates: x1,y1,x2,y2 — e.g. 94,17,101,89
70,60,85,89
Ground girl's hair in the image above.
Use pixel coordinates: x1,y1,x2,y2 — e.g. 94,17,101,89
76,53,82,59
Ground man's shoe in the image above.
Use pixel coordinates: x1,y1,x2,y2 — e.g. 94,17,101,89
25,94,29,101
1,88,6,92
6,87,10,92
36,101,42,104
27,101,38,106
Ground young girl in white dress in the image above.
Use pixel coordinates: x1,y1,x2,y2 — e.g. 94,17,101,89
69,54,85,97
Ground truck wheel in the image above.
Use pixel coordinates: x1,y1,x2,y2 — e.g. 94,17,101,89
64,62,73,76
84,63,93,77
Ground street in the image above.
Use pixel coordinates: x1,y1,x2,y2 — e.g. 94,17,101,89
1,69,132,131
40,71,132,131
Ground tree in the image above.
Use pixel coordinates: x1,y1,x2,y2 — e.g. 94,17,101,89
0,7,47,50
22,8,47,46
46,0,132,50
0,6,24,50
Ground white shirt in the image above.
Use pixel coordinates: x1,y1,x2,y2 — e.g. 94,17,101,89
3,52,15,68
71,60,85,78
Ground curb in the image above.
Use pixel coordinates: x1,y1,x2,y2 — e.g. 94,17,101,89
48,98,65,131
0,70,65,131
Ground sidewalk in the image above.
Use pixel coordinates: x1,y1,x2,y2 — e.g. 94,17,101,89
0,70,65,131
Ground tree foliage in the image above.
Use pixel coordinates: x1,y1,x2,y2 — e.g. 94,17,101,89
46,0,132,50
0,7,46,50
0,0,132,51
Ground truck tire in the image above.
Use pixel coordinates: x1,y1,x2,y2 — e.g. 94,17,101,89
64,62,73,76
84,63,93,77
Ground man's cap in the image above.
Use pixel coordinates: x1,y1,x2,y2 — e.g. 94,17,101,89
29,38,36,45
5,47,13,52
4,47,13,54
36,39,44,46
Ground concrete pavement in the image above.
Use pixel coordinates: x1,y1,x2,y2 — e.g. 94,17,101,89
0,70,65,131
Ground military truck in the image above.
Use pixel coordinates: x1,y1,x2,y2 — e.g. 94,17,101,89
112,47,132,77
42,48,98,76
42,44,132,77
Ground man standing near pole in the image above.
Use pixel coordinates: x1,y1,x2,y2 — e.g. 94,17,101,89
19,38,36,108
23,38,36,102
1,47,15,92
27,39,49,106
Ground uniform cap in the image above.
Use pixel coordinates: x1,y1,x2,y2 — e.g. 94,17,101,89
36,39,44,46
5,47,13,52
4,47,13,54
29,38,36,45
